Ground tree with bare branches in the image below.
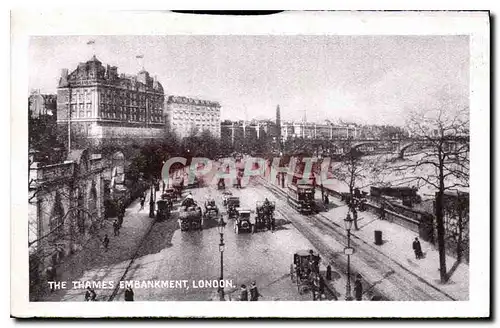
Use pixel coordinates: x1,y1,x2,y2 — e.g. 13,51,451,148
28,180,107,299
330,140,383,230
386,106,469,283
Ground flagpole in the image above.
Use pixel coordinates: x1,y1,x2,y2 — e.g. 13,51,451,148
87,39,96,58
136,54,144,71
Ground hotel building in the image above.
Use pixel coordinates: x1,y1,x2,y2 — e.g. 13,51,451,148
56,56,166,143
165,96,221,139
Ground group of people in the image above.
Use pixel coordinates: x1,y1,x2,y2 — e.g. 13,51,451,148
112,206,127,237
239,281,262,301
84,286,134,301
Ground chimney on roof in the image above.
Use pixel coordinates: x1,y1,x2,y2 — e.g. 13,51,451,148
59,69,69,87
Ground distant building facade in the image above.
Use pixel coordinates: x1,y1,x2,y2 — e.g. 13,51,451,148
56,56,166,143
220,119,274,145
280,121,358,140
165,96,221,139
221,119,362,146
29,90,57,119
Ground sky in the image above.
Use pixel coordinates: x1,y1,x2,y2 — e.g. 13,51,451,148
29,35,469,126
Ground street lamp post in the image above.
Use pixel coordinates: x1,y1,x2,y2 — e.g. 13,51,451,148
217,217,226,301
318,153,324,202
344,213,354,301
148,184,155,218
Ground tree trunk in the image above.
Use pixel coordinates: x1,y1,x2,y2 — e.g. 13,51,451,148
436,155,448,283
457,214,463,263
349,185,359,230
435,191,447,283
353,208,359,230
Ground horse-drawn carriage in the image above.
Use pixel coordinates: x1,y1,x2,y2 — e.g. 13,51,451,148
178,204,203,231
291,250,322,295
222,191,233,207
204,198,219,219
255,200,276,231
226,197,241,219
172,178,184,199
156,199,171,221
162,188,177,202
217,178,225,190
160,191,174,209
178,194,203,231
234,209,253,234
181,194,195,209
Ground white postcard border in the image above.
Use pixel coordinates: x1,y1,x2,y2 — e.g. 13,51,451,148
11,10,490,318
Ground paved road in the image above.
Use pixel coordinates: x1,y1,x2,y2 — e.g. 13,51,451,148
258,178,456,301
110,170,455,302
112,183,325,301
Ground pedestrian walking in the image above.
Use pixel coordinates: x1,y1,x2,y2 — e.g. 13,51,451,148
117,212,124,228
124,287,134,301
139,196,145,212
412,237,423,259
85,287,97,301
379,202,386,220
103,234,109,251
319,276,325,297
46,266,56,292
326,265,332,281
113,220,120,236
416,237,423,259
249,281,262,301
239,284,248,301
249,215,256,234
354,274,363,301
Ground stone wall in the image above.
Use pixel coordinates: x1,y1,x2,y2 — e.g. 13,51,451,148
28,149,107,298
322,185,435,243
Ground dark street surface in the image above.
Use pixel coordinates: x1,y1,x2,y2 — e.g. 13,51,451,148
114,183,319,301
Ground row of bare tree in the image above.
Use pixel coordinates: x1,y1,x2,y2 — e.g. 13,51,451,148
329,107,469,283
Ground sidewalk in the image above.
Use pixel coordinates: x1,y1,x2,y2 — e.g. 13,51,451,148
320,201,469,300
210,263,344,301
267,179,468,301
41,192,160,302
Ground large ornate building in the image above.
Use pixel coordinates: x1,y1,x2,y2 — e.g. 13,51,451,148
56,56,166,143
165,96,221,139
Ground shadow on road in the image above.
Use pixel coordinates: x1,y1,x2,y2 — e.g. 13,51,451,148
134,218,179,258
445,260,462,282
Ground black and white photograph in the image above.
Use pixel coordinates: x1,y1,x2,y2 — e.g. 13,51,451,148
10,10,490,318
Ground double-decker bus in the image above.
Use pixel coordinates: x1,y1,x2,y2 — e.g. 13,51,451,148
287,183,316,214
